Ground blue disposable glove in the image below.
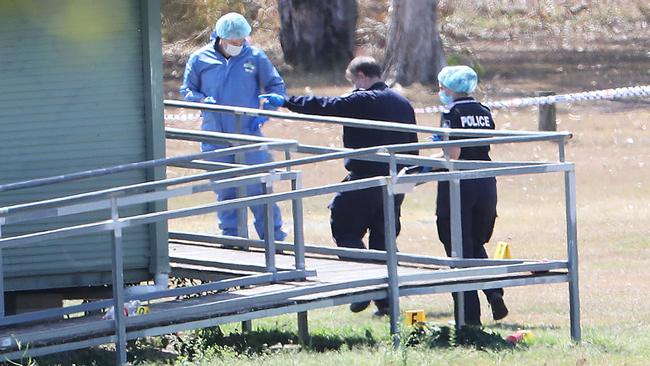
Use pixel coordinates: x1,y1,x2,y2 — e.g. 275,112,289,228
258,93,285,107
202,96,216,104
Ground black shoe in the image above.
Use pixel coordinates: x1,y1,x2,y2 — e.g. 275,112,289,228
488,293,509,321
349,301,371,313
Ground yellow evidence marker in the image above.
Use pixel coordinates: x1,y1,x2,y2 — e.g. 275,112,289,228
494,241,512,259
405,309,426,326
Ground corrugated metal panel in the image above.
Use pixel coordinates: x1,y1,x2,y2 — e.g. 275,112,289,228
0,0,160,291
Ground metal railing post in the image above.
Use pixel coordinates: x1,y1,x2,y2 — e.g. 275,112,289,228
284,150,292,171
263,178,276,277
564,169,581,341
234,114,249,238
449,177,464,327
292,173,305,271
388,152,397,177
559,138,581,340
382,183,400,348
287,152,309,342
235,114,253,333
110,197,127,365
0,218,4,318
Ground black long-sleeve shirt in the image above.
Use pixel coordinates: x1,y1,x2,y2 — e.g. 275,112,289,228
440,97,495,161
284,82,419,177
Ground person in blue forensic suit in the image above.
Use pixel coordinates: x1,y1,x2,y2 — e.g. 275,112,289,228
180,12,287,241
259,56,419,316
433,65,508,325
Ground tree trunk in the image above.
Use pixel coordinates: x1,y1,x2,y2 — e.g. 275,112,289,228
383,0,445,86
279,0,358,71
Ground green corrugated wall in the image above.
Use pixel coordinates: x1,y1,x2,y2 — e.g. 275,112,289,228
0,0,168,291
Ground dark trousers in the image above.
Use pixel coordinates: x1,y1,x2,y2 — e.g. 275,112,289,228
330,174,405,309
437,177,502,325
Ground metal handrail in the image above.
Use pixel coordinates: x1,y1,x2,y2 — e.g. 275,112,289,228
0,141,297,193
164,99,572,139
0,100,580,362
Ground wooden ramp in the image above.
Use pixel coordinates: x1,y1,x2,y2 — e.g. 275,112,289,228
170,241,432,282
0,242,568,359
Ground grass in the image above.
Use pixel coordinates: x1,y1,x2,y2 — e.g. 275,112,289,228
30,320,650,365
125,317,650,366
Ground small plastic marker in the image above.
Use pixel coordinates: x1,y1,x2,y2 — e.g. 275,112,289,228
494,241,512,259
405,309,426,326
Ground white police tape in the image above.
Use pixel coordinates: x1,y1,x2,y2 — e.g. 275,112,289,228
414,85,650,114
163,85,650,120
165,113,202,121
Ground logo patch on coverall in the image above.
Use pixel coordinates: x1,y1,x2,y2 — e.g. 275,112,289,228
243,60,256,73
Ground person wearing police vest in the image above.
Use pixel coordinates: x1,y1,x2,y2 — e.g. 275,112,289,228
259,56,419,317
433,65,508,326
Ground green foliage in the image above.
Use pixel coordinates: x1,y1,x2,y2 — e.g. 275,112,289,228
172,326,228,361
160,0,252,44
406,323,452,348
446,49,485,79
455,326,512,350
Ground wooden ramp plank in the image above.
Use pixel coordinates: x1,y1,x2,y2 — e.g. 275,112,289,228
0,243,568,357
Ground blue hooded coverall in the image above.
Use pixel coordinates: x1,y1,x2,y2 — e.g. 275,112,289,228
180,39,287,240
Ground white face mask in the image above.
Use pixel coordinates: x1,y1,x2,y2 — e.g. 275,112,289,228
224,43,243,57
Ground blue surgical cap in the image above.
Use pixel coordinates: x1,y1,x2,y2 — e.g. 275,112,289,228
215,12,251,40
437,65,478,93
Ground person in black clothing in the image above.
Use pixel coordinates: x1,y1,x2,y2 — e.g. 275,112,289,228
433,65,508,326
260,56,419,316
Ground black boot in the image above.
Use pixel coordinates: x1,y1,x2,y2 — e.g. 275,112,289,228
487,293,508,321
349,301,371,313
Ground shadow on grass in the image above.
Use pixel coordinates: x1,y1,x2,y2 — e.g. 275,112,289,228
20,323,531,365
308,328,378,352
406,324,515,351
184,327,378,354
19,342,177,366
22,327,380,365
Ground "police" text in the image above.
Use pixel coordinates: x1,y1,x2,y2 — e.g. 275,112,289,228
461,115,491,128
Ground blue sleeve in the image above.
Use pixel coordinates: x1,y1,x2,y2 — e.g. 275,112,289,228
284,94,356,117
179,53,206,102
257,51,286,111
